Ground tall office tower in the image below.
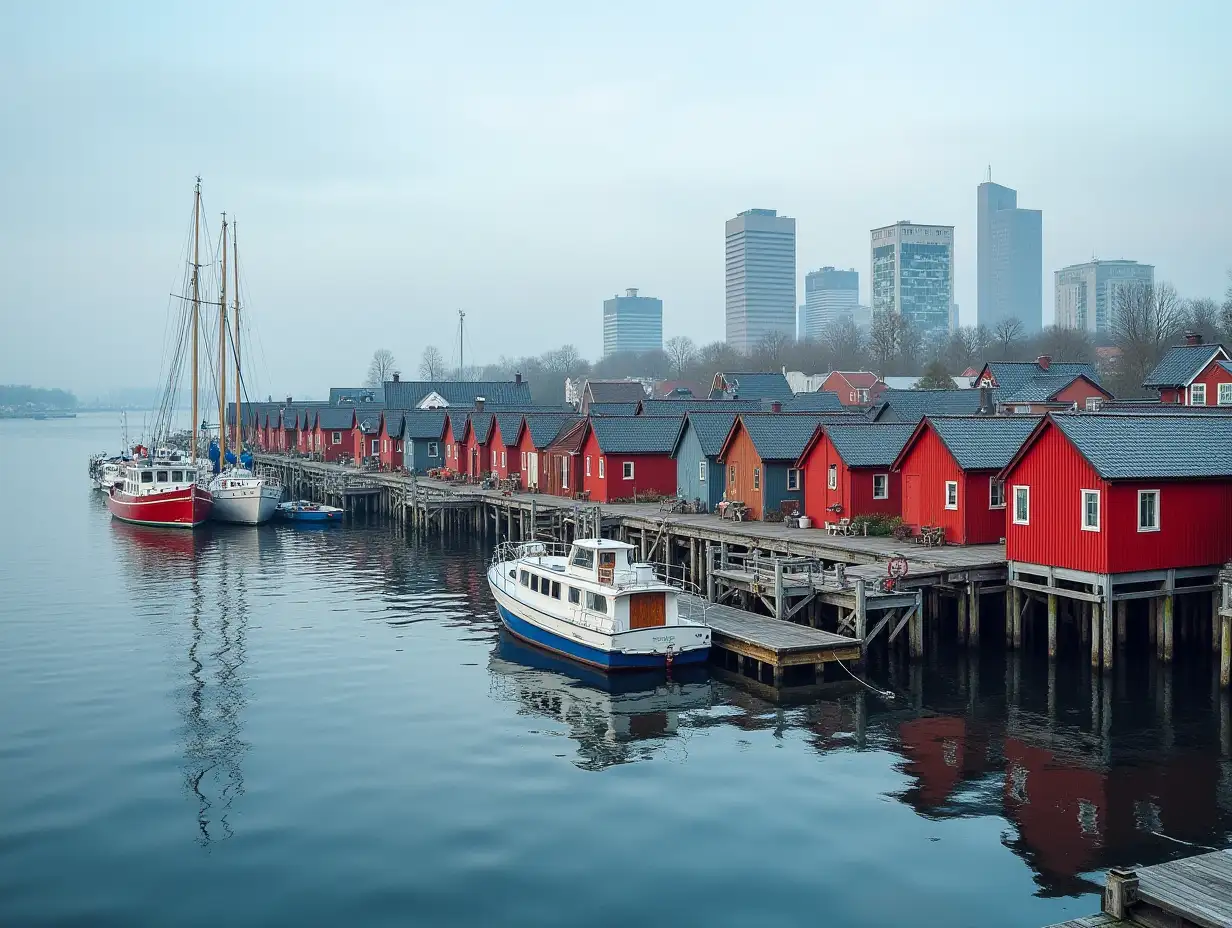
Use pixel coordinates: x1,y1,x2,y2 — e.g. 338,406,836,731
725,209,796,352
870,221,955,335
1054,260,1155,334
799,266,859,340
602,288,663,357
977,180,1043,332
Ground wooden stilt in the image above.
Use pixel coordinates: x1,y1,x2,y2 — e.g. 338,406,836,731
968,582,980,648
1047,593,1058,659
1222,614,1230,689
1116,599,1127,649
1091,600,1102,670
1163,595,1175,663
957,593,968,646
1101,595,1113,671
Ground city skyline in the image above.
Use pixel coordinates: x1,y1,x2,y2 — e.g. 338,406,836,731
977,180,1043,332
602,288,663,356
724,208,796,352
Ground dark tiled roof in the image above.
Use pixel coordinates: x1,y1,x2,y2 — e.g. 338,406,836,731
1100,401,1232,415
710,371,794,400
588,402,641,416
447,413,468,441
383,379,534,409
316,407,357,430
467,412,494,444
983,361,1100,391
736,414,851,462
329,386,385,405
872,389,985,422
1050,413,1232,479
590,416,682,454
823,423,916,468
585,380,647,404
546,418,590,454
672,411,739,458
523,413,581,448
492,412,526,446
1000,372,1102,403
357,413,383,434
398,410,447,440
639,398,764,415
927,415,1040,470
1142,345,1227,387
778,392,847,413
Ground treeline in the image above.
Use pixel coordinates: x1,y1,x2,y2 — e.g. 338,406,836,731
0,385,77,410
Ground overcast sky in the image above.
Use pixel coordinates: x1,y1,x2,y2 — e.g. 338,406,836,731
2,1,1229,399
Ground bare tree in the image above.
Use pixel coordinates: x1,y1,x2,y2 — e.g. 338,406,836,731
992,318,1025,359
419,345,445,380
1112,281,1184,396
1185,297,1221,344
868,310,901,372
664,336,697,378
366,348,397,387
755,330,793,368
824,318,864,370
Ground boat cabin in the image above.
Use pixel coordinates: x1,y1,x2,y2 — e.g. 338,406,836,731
119,461,199,496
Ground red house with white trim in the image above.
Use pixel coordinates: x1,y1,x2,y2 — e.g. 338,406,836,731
580,416,680,503
1142,337,1232,405
796,422,914,526
314,408,356,463
892,415,1039,545
818,370,886,406
515,414,580,491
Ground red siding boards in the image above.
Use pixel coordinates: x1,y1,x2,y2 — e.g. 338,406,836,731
377,415,402,470
798,430,900,525
896,426,1006,545
580,428,676,503
1188,358,1232,407
1052,377,1111,409
514,425,543,491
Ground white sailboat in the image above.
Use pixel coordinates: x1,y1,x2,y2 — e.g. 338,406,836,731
209,216,282,525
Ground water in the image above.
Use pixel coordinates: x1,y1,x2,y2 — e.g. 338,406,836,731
2,414,1230,927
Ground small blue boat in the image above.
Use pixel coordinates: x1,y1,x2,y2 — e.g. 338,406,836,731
276,500,344,523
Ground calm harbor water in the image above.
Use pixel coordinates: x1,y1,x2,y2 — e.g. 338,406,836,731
2,413,1231,927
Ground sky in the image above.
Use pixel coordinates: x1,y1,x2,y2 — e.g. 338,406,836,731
2,1,1230,400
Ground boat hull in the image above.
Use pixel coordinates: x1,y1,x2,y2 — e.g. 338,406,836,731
210,485,281,525
489,570,710,671
106,484,212,528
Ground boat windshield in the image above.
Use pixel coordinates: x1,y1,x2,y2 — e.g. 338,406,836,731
569,546,594,569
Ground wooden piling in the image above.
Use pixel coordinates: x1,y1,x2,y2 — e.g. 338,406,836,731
1047,593,1057,659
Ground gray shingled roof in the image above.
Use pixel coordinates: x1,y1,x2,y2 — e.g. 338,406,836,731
672,411,739,459
590,415,682,454
872,389,985,422
709,371,794,401
822,423,916,468
984,361,1100,391
524,413,581,448
329,386,385,405
316,406,357,430
1100,401,1232,415
383,379,534,409
493,412,526,446
467,412,494,443
639,398,764,416
1000,372,1103,403
397,410,448,440
1142,345,1227,387
447,413,468,440
778,391,847,412
1050,413,1232,479
925,415,1040,470
588,402,641,416
736,414,851,462
585,380,647,404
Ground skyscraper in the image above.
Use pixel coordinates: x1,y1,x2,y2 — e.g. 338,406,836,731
725,209,796,353
870,222,954,335
602,288,663,357
977,180,1042,332
799,267,859,340
1054,260,1154,334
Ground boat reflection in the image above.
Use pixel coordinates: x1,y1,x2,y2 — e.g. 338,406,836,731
489,629,714,771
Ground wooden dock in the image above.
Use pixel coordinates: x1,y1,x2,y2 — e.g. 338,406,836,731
1046,849,1232,928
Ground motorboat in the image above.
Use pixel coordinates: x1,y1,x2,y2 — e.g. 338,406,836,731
105,457,212,528
209,468,282,524
486,538,711,671
276,500,343,523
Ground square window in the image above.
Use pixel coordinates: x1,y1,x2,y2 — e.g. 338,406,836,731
827,464,837,490
1220,384,1232,406
1138,489,1159,531
698,461,707,482
428,441,439,457
945,481,958,510
586,591,608,614
1084,397,1101,412
1013,486,1029,525
752,467,760,490
873,474,888,499
568,587,581,604
787,469,800,490
332,431,341,444
1081,489,1100,531
623,461,634,480
989,480,1005,508
1191,383,1207,405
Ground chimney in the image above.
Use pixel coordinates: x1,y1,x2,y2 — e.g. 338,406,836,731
515,372,523,385
392,371,400,382
1036,355,1051,370
475,396,486,412
770,401,783,413
978,385,994,415
1185,331,1203,346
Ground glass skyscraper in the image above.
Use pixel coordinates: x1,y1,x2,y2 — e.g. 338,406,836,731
977,181,1042,332
1054,260,1154,334
602,288,663,357
725,209,796,353
870,222,955,335
800,267,858,340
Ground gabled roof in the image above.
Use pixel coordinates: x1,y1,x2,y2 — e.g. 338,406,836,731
778,391,847,413
638,398,764,416
870,389,985,422
545,417,590,454
589,416,682,455
463,412,494,444
895,415,1040,472
492,412,526,447
383,379,534,409
316,406,358,430
825,370,883,390
357,412,383,434
446,412,468,441
1009,413,1232,480
719,413,852,463
1142,344,1228,388
396,410,448,441
999,372,1110,404
588,402,641,416
329,386,385,405
671,411,740,459
584,380,646,404
799,422,915,469
977,360,1100,391
522,413,582,449
709,371,794,401
1100,401,1232,415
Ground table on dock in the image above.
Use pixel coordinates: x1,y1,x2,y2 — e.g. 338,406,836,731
1046,848,1232,928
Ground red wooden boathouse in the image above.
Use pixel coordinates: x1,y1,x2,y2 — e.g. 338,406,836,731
580,416,680,504
796,422,914,526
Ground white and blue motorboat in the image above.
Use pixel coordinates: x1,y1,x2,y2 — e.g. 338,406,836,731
276,500,343,523
487,538,711,671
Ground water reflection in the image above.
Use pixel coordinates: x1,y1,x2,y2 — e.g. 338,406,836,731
488,630,714,771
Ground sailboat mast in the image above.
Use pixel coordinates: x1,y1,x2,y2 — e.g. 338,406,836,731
219,214,228,467
191,178,201,461
458,309,465,379
233,221,241,455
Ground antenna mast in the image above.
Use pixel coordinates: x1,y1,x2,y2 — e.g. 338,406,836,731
191,178,201,461
458,309,466,380
233,220,241,455
218,213,228,467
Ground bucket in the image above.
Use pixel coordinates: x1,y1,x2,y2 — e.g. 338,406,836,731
798,516,812,530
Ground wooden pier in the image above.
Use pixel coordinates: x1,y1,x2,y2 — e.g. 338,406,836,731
1046,848,1232,928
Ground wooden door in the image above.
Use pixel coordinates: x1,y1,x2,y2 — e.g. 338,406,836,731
628,592,666,629
904,474,921,528
598,551,616,584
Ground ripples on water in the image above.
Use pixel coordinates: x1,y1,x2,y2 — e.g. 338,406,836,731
1,415,1230,927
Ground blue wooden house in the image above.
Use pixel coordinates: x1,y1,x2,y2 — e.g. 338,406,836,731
670,411,739,512
397,410,448,473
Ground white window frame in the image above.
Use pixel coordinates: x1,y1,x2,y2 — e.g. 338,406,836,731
698,461,707,482
332,431,341,445
501,450,506,467
1138,489,1160,532
428,441,439,457
371,438,379,455
989,479,1005,509
1191,383,1207,406
521,451,527,469
491,449,498,468
872,474,888,500
752,467,761,491
599,457,605,479
1081,489,1100,532
1084,397,1101,412
585,456,591,477
1013,485,1029,525
944,480,958,510
787,468,801,491
1219,383,1232,406
827,463,837,490
622,460,634,480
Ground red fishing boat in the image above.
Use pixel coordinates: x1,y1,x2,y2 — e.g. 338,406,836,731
106,455,213,528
